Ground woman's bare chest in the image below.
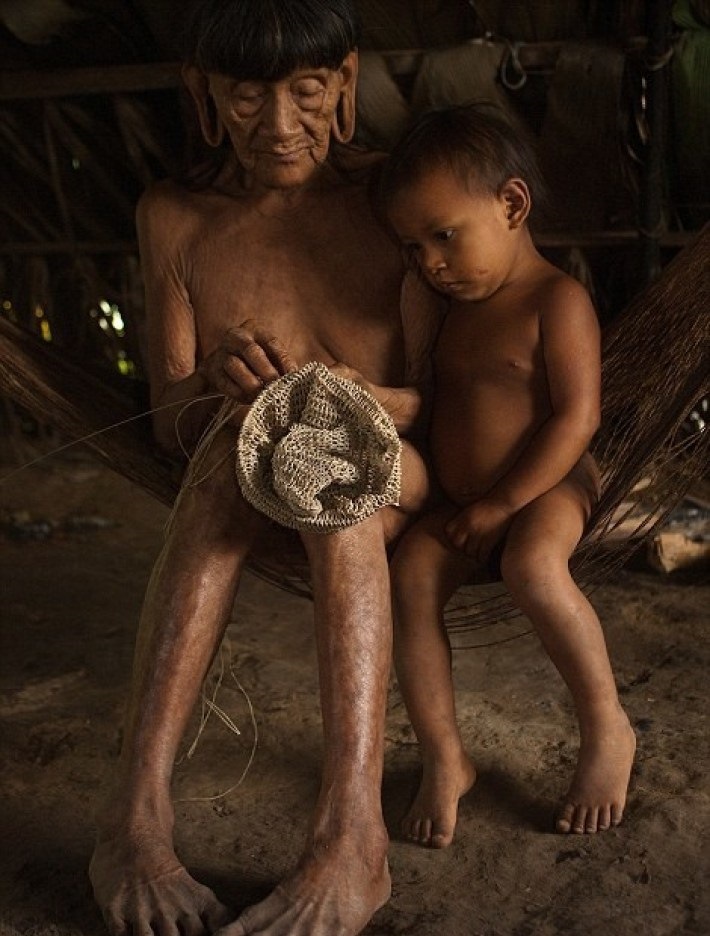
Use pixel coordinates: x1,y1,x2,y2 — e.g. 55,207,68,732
184,218,404,370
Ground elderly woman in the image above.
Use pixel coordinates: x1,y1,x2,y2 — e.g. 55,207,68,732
88,2,435,935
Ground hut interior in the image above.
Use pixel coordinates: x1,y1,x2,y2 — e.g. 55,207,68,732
0,0,707,596
0,3,709,936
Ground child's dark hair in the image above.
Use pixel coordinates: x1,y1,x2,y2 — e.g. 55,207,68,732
182,0,360,82
379,103,548,223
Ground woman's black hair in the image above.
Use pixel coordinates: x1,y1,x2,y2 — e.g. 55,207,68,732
183,0,360,80
379,103,549,222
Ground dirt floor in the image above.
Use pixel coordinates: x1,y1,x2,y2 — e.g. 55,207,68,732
1,452,709,936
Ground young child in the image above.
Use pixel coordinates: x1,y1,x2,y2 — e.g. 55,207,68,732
379,104,636,848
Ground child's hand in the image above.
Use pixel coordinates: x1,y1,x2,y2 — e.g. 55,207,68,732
445,498,515,564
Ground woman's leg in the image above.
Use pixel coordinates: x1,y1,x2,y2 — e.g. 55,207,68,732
90,431,266,935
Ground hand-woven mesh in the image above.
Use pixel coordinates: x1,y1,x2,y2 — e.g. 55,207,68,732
236,362,402,532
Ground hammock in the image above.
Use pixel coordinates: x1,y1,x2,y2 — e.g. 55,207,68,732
1,225,708,636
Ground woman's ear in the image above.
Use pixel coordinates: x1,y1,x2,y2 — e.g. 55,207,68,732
181,64,225,148
331,50,359,144
500,178,531,228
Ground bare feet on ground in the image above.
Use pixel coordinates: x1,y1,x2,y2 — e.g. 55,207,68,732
216,832,391,936
402,749,477,848
89,831,230,936
556,709,637,834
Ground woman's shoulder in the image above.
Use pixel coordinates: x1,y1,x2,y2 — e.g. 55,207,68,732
330,142,388,182
136,169,241,247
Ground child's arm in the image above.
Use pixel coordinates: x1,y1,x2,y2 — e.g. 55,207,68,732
489,279,601,507
446,279,601,560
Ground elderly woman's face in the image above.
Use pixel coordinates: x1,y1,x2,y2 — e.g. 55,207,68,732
208,62,347,190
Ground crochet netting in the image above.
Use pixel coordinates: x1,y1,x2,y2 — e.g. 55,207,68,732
235,362,401,533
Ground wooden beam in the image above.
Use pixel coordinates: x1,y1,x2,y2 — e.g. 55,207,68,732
0,241,138,255
0,231,696,256
0,62,182,101
638,0,674,284
0,39,651,102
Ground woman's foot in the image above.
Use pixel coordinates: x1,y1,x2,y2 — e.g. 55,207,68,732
402,749,477,848
90,827,231,936
220,823,392,936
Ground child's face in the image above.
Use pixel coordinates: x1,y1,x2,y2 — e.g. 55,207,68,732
387,165,520,302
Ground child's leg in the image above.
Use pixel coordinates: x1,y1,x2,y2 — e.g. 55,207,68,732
390,506,478,848
500,479,636,834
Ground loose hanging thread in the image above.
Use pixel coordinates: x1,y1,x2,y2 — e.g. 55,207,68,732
0,391,227,485
175,638,260,805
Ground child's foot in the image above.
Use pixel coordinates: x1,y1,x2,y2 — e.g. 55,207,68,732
556,709,636,834
402,750,476,848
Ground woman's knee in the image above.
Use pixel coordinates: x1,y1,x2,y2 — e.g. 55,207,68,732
172,457,263,548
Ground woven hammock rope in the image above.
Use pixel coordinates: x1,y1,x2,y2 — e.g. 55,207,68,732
1,231,706,647
237,227,709,641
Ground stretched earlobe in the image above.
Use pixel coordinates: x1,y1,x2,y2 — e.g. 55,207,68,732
331,50,358,144
181,64,225,149
332,94,356,144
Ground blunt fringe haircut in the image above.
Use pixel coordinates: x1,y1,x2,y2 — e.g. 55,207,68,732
183,0,360,81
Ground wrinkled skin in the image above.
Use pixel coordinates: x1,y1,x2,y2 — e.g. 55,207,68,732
90,47,436,936
207,65,347,188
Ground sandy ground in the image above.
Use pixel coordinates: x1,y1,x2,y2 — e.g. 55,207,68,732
1,454,709,936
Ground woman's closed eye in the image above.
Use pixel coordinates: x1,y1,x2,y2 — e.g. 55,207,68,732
292,80,326,109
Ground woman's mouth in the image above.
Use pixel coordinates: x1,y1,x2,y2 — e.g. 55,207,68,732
264,146,307,163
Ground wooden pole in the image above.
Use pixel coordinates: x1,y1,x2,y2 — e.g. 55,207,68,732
0,62,183,101
639,0,674,285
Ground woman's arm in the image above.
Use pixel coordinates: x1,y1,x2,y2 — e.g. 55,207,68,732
138,184,296,456
138,184,214,455
327,362,425,435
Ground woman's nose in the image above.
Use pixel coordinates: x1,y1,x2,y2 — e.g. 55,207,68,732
261,87,300,137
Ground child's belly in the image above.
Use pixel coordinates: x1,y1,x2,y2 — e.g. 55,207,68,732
430,386,544,504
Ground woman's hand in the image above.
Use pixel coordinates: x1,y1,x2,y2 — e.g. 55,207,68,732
199,319,297,402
